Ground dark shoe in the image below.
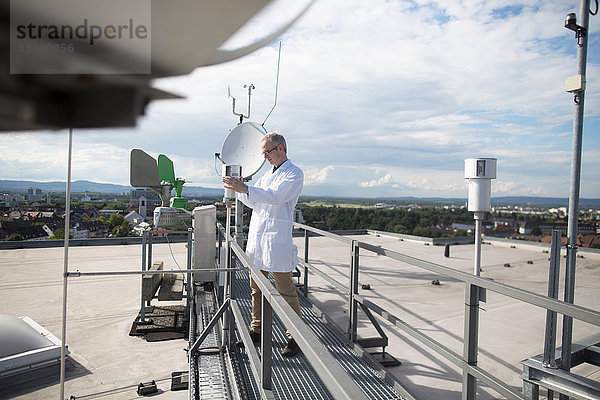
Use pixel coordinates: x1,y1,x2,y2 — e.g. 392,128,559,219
236,330,260,348
281,338,299,357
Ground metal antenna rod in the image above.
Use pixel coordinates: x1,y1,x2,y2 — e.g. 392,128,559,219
263,41,282,126
228,83,254,124
243,83,255,122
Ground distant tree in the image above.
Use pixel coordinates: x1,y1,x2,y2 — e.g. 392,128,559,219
51,228,72,239
103,203,128,212
392,224,408,234
531,227,542,236
412,226,430,237
100,213,125,233
454,229,468,237
7,233,23,241
114,221,133,237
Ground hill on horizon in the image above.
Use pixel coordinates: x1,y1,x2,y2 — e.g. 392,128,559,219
1,179,599,207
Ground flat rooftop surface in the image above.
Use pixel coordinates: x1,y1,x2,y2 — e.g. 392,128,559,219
0,234,598,399
0,243,190,400
293,233,600,399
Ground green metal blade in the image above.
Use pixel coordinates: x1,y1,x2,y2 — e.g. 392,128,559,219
157,154,175,183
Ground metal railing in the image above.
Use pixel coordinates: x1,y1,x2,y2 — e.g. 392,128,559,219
293,222,600,400
189,223,370,400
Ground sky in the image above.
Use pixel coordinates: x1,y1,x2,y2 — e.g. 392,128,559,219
1,0,599,199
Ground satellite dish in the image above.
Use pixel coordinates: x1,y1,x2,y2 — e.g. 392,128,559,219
221,122,267,179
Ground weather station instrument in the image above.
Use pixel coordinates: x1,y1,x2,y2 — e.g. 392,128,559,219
130,149,190,228
464,157,497,276
216,42,283,246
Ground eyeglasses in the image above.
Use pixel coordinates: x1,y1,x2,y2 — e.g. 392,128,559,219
262,145,279,156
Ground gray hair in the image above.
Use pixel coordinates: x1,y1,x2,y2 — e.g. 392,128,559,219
263,132,287,152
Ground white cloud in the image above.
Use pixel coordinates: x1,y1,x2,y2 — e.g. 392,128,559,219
303,165,333,185
360,172,392,188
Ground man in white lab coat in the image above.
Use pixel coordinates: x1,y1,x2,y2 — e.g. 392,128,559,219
223,132,304,357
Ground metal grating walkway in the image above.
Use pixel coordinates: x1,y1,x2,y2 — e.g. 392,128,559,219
195,287,229,400
233,270,405,400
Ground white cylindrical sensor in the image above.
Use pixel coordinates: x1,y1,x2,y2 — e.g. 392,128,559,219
468,180,491,212
222,164,242,201
464,158,497,212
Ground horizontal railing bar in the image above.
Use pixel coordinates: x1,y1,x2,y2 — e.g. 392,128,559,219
66,268,237,277
230,240,370,400
298,259,348,293
294,222,353,244
230,300,275,400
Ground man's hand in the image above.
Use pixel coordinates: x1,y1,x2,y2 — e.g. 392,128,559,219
223,176,249,194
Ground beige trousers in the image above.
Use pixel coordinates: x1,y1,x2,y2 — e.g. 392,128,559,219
250,270,302,340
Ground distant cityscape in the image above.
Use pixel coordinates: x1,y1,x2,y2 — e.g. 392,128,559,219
1,184,599,248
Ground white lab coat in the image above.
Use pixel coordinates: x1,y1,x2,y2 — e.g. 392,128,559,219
237,159,303,273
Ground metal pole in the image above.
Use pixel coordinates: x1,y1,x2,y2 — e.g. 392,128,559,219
543,230,562,369
261,295,273,390
463,284,480,400
147,231,153,309
562,0,590,374
234,198,244,247
463,211,484,399
59,128,73,400
303,229,309,297
186,228,193,305
140,230,147,322
188,279,195,400
227,244,236,349
474,213,483,276
223,205,233,348
349,240,359,342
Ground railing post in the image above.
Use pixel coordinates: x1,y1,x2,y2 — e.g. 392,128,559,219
543,230,561,369
147,230,153,309
462,283,480,400
349,240,359,342
223,238,236,349
261,294,273,390
522,365,540,400
140,230,147,322
218,227,223,267
303,229,309,297
186,228,193,307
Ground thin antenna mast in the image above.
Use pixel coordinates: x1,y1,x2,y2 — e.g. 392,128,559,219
262,41,282,126
228,83,255,124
